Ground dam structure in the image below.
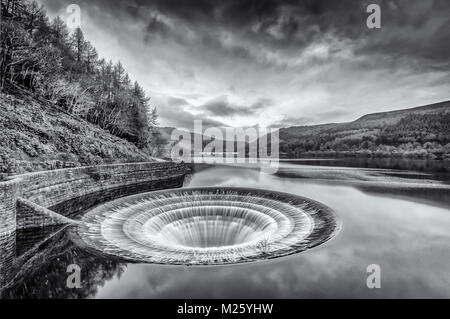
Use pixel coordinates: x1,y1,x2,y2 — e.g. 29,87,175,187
0,161,187,236
0,161,187,291
1,160,340,292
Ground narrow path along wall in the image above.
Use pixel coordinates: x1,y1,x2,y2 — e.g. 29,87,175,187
0,162,187,235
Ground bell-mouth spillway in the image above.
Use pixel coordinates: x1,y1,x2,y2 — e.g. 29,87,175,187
75,187,341,265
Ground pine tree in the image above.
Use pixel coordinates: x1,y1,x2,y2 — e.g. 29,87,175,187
0,0,160,150
70,27,84,64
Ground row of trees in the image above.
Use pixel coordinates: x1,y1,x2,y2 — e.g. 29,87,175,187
280,113,450,159
0,0,161,151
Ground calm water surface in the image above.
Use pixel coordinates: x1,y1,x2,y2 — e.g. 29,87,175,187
1,160,449,298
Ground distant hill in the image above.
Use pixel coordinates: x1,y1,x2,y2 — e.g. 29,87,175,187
156,127,247,158
355,100,450,124
278,100,450,159
157,101,450,160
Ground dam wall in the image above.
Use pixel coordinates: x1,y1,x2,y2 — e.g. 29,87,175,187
0,162,186,235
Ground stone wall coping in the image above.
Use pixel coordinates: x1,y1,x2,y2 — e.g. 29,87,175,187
0,161,185,186
0,161,187,235
16,197,78,225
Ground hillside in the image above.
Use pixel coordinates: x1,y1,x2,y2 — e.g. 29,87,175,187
161,100,450,160
1,0,157,155
279,100,450,159
0,0,165,176
0,93,151,175
354,101,450,125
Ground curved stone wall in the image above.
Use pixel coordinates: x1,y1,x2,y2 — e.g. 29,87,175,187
0,180,18,236
0,162,186,235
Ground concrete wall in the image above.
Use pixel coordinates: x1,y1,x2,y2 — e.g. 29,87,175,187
0,162,186,235
0,179,18,236
16,198,77,229
0,232,16,291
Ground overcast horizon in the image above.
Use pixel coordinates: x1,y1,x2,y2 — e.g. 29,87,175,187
39,0,450,129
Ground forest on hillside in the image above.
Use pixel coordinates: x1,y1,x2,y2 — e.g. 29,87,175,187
0,0,163,150
280,112,450,159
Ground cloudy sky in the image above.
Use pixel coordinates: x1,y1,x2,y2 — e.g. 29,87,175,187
39,0,450,129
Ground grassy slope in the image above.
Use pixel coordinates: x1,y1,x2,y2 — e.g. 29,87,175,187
279,100,450,158
281,101,450,138
0,93,151,174
152,101,450,159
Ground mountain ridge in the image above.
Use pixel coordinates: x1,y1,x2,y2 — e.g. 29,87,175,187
278,99,450,159
156,99,450,160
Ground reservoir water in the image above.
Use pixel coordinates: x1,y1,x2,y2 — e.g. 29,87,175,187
1,159,449,298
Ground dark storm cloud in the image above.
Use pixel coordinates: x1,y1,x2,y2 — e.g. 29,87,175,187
45,0,450,67
353,0,450,68
162,95,272,124
144,14,171,42
157,99,227,129
172,0,447,68
202,96,272,117
39,0,450,128
167,97,190,107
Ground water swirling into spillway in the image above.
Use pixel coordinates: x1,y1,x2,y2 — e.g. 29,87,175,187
75,188,341,265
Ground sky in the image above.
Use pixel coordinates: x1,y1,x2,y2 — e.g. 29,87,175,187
39,0,450,129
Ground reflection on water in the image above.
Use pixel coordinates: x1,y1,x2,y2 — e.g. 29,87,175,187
1,159,450,298
1,227,125,299
283,158,450,179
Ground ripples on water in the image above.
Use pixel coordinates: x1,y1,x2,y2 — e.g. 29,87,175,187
2,161,450,298
76,188,340,265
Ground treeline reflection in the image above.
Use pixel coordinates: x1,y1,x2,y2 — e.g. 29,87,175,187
0,226,126,299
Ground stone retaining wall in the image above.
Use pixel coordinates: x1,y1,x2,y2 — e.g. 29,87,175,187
0,180,18,236
0,162,186,235
16,198,78,230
